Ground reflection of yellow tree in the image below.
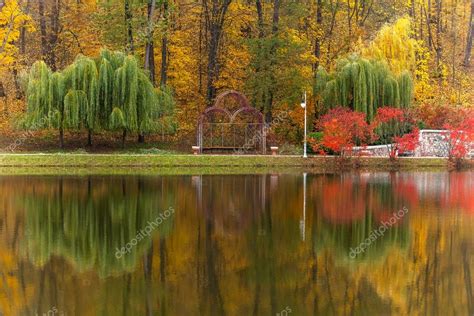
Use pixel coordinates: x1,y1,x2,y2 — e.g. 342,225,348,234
404,214,473,315
0,187,33,316
0,249,25,315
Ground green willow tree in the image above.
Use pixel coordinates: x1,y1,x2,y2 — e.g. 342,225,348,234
314,55,413,122
21,49,175,147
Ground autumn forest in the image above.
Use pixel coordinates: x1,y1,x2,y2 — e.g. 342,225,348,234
0,0,473,150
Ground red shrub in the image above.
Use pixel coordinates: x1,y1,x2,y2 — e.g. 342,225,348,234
373,107,405,125
312,107,376,155
412,104,473,129
394,128,419,156
373,107,417,158
442,117,474,160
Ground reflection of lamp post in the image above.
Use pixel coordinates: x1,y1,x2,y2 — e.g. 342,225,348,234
300,172,307,242
300,91,307,158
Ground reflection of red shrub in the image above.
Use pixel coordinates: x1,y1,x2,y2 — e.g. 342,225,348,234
373,211,392,224
393,178,419,205
320,178,366,223
319,172,474,225
373,210,405,226
440,172,474,214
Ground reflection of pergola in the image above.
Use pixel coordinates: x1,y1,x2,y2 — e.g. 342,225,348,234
197,91,266,154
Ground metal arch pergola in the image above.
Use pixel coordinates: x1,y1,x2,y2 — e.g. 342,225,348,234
197,91,267,154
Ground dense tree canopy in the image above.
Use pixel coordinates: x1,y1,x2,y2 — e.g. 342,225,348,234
0,0,472,145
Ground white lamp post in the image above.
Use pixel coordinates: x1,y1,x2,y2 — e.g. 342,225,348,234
301,91,308,158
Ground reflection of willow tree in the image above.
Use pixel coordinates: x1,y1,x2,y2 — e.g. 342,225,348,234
22,177,174,278
314,174,410,263
315,212,410,263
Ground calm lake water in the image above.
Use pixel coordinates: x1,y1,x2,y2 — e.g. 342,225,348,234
0,171,473,316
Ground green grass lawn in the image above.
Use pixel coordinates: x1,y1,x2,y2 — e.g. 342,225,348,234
0,153,466,175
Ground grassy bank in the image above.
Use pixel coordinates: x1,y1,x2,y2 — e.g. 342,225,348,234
0,153,470,175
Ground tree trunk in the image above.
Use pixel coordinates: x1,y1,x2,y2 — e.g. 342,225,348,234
12,65,22,100
435,0,442,69
198,7,203,94
38,0,48,61
160,0,169,87
451,0,457,85
427,0,432,48
256,0,264,39
144,0,156,85
253,0,265,110
2,96,7,118
87,129,92,146
49,0,61,71
141,0,156,144
313,0,323,124
37,0,60,70
264,0,280,124
325,0,339,66
122,130,127,148
204,0,232,106
410,0,416,18
346,0,355,38
314,0,322,72
272,0,280,35
206,28,219,104
19,0,30,55
59,127,64,149
161,35,168,86
464,0,474,66
125,0,135,54
420,3,424,40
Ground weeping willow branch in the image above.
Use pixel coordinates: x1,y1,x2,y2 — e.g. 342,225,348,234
22,49,176,147
314,55,413,122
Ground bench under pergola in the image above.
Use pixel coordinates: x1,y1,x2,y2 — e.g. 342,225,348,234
196,91,266,154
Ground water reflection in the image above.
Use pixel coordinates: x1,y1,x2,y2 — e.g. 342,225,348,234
22,177,175,278
0,172,472,315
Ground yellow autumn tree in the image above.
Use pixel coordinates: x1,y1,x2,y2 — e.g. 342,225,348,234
362,17,418,74
362,16,436,103
0,0,33,70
